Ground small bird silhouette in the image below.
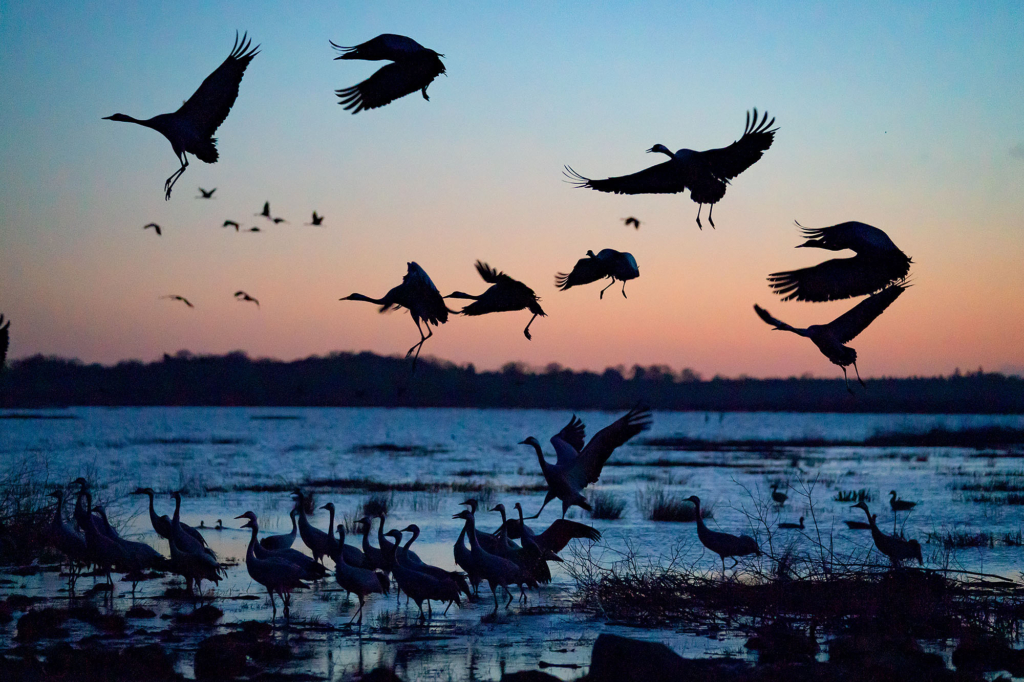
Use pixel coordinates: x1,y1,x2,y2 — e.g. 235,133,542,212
160,295,194,308
754,283,907,393
331,35,446,113
306,212,324,226
143,223,162,236
566,109,777,229
234,291,259,307
222,220,240,231
768,221,912,302
104,33,259,200
246,227,261,233
255,202,271,219
623,217,641,230
0,315,10,368
272,217,288,224
556,249,640,299
445,261,546,340
197,187,217,199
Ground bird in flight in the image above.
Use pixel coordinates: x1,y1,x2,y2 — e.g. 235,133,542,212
222,220,240,231
445,261,546,340
0,315,9,369
272,217,288,224
246,227,261,233
234,291,259,307
556,249,640,299
623,217,641,230
340,262,449,369
306,212,325,226
143,223,162,236
160,295,194,308
197,187,217,199
104,32,259,200
255,202,272,220
331,34,446,113
753,283,908,393
565,109,777,229
768,221,912,302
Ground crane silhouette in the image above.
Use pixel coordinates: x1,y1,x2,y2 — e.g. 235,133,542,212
222,220,240,231
520,405,652,518
555,249,640,299
768,222,912,302
852,501,922,566
889,490,918,513
623,216,641,230
246,227,261,232
753,283,907,393
256,202,271,219
234,291,259,307
143,223,162,236
306,211,324,226
197,187,216,199
686,495,761,575
160,295,194,308
445,261,546,340
565,109,777,229
104,32,259,200
272,217,287,224
331,34,446,113
340,262,450,369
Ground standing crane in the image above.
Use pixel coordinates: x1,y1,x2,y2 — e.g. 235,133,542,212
503,502,601,555
333,524,389,624
445,261,546,340
852,501,922,566
331,34,445,113
46,489,89,593
753,283,907,393
291,490,331,564
236,512,308,617
104,33,259,200
340,262,450,369
555,249,640,299
452,509,520,613
520,406,652,518
768,222,912,302
565,109,777,229
387,528,463,618
686,495,761,575
259,507,298,551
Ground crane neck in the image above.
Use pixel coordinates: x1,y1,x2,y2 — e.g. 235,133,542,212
526,440,548,469
692,500,707,532
343,293,387,305
172,494,181,524
325,507,336,539
51,492,64,524
245,525,259,561
464,514,480,551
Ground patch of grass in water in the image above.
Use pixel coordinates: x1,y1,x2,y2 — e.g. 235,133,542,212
926,530,995,549
635,485,712,522
833,489,872,503
588,491,625,520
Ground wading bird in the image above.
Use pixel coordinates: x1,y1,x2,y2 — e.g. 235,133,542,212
520,405,652,518
0,315,9,368
778,517,805,530
753,283,907,393
130,487,207,549
46,489,88,592
768,222,912,302
387,528,462,618
291,490,332,564
889,490,918,513
340,262,450,369
331,34,446,113
503,502,601,555
306,211,324,226
93,506,169,591
223,220,240,231
259,508,298,551
623,216,641,230
197,187,216,199
320,502,366,568
771,484,788,506
452,509,519,613
256,202,271,220
686,495,761,575
565,109,777,229
160,295,194,308
234,291,259,307
334,524,388,624
169,492,217,561
555,249,640,299
357,516,388,576
852,501,922,566
445,261,546,340
236,512,308,617
104,33,259,200
143,223,162,236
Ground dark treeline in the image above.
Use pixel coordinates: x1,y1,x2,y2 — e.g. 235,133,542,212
1,351,1022,413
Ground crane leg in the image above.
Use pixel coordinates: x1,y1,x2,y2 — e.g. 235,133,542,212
444,600,452,616
523,314,538,340
428,600,433,618
349,596,365,624
621,281,628,298
695,204,703,230
526,493,554,520
707,204,715,229
841,367,854,394
505,585,514,608
164,156,188,201
599,279,614,299
268,589,276,617
854,362,866,388
491,585,499,612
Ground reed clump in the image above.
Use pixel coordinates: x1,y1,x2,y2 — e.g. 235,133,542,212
588,491,626,520
635,485,712,522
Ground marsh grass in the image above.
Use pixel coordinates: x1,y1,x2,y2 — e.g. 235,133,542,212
833,489,872,503
588,491,625,520
361,492,392,517
927,530,996,549
635,485,711,522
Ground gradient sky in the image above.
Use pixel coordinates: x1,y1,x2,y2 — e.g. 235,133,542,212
1,1,1022,378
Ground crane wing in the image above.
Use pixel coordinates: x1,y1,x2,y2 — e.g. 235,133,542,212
753,304,799,334
475,261,507,284
567,405,652,488
564,161,687,195
336,57,443,113
555,256,608,290
797,221,903,254
0,315,9,367
176,32,259,139
768,255,910,302
698,109,777,181
536,520,602,554
826,283,906,344
331,34,427,61
551,415,585,466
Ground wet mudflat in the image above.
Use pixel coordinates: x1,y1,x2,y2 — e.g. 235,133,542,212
2,407,1024,680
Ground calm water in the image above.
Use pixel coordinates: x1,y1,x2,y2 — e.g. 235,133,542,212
2,407,1024,679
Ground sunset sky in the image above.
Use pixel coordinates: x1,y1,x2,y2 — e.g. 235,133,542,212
1,1,1022,379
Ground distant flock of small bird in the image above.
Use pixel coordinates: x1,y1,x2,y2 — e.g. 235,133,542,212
95,28,914,387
